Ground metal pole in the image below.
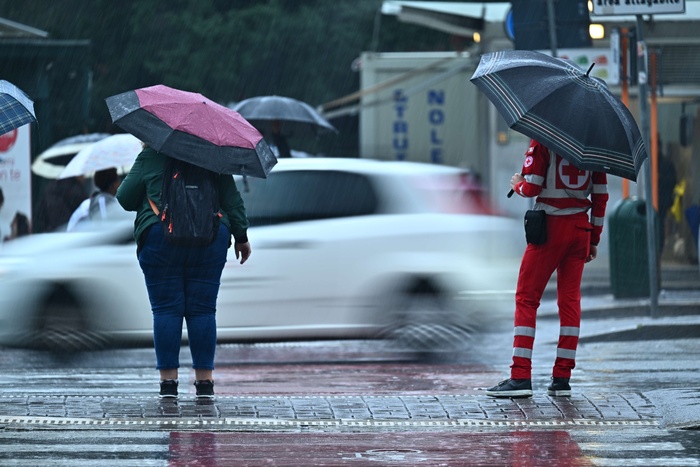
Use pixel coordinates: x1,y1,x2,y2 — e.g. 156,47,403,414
636,15,659,317
546,0,558,57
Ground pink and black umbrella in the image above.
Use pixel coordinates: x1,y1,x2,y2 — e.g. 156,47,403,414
105,85,276,178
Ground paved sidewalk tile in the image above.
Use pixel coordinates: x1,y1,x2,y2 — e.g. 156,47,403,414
0,392,659,425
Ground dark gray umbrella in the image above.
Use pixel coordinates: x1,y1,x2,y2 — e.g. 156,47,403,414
0,80,36,135
231,95,337,138
470,50,647,182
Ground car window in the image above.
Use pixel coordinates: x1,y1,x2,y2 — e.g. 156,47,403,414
240,170,378,226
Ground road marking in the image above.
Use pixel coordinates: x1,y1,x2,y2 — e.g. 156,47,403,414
0,415,659,429
579,442,685,451
589,459,699,466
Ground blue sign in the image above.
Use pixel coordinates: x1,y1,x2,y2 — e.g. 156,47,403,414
504,8,515,42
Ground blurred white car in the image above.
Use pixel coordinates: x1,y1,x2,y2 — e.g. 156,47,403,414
0,158,523,353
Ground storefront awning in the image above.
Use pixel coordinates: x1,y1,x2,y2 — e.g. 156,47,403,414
0,17,48,38
381,1,511,37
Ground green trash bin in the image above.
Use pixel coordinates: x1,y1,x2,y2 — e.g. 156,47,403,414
608,197,659,299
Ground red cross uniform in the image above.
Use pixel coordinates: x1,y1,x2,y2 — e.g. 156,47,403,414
510,140,608,380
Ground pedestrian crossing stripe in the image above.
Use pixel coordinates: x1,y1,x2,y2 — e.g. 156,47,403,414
579,442,685,451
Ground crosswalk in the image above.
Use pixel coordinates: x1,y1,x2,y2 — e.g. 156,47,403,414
0,431,168,466
0,426,697,466
574,428,700,467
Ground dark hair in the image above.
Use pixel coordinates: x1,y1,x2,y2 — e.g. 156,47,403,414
12,212,30,237
94,168,118,192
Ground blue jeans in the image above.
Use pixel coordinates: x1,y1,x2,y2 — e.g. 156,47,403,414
138,222,229,370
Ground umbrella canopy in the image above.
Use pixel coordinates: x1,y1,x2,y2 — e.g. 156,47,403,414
231,95,337,137
31,133,112,179
105,85,276,178
0,80,37,135
59,133,142,179
470,50,647,181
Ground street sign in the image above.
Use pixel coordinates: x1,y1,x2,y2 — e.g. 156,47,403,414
591,0,685,16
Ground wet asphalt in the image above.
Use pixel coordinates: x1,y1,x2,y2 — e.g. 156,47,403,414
0,260,698,465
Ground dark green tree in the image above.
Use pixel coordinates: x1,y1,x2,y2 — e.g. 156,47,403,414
0,0,454,155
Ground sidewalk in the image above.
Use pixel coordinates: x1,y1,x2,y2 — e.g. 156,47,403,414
0,392,661,431
542,258,700,319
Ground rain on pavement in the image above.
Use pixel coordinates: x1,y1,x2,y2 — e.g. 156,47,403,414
0,309,699,466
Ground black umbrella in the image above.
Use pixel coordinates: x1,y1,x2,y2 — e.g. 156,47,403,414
470,50,647,182
231,95,337,138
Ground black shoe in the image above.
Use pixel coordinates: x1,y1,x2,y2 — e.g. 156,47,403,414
486,379,532,398
194,379,215,399
547,377,571,397
159,379,178,398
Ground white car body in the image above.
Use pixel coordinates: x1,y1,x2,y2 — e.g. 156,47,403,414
0,158,524,352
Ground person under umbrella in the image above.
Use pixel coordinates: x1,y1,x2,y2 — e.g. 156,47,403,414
270,120,291,158
485,139,609,399
231,95,337,159
117,141,251,399
109,84,268,399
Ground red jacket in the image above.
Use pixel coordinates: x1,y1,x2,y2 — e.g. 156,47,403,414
512,140,609,245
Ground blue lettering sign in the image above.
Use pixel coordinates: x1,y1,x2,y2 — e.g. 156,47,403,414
428,90,445,105
393,90,408,160
429,109,444,125
427,89,444,164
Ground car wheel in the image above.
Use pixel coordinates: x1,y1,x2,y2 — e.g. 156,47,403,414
383,280,475,356
31,285,108,352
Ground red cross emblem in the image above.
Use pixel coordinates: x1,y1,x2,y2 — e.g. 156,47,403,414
557,158,589,189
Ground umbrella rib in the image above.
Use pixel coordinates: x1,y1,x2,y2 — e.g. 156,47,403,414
516,116,635,171
480,75,527,122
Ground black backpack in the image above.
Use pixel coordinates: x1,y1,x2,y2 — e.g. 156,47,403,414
152,157,222,246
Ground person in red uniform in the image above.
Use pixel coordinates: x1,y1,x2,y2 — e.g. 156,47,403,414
486,139,608,398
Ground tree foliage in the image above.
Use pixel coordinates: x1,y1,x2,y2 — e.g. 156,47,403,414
0,0,454,155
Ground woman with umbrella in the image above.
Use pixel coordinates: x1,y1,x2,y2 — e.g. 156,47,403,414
117,143,251,399
108,85,272,399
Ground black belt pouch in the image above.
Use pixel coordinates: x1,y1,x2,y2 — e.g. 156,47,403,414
524,209,547,245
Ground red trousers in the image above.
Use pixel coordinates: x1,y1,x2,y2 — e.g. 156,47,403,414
510,213,591,380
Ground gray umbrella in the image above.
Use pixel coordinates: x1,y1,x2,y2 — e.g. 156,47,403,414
470,50,647,182
231,95,337,138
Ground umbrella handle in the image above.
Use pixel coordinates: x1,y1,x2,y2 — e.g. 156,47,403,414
507,172,523,198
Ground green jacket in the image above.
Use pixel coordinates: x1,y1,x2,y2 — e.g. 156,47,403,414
116,146,249,245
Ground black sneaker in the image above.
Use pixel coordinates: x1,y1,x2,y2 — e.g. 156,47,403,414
194,379,215,399
547,377,571,397
159,379,178,398
485,379,533,398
